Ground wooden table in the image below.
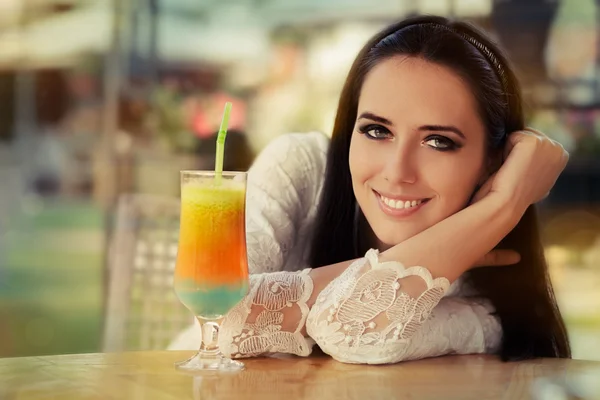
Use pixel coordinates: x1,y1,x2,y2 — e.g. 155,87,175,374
1,351,599,400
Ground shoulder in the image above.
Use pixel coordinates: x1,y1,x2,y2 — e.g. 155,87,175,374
251,132,329,166
289,131,330,155
269,131,330,149
249,132,330,187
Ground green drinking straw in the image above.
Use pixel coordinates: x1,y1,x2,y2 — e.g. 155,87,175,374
214,102,232,184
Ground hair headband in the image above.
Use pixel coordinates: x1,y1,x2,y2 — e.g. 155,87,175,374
376,22,509,94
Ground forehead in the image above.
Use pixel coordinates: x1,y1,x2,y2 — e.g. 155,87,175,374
358,56,484,133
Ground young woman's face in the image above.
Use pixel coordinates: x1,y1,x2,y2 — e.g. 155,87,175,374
349,56,488,249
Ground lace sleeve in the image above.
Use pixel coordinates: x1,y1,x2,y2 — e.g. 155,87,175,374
306,249,451,364
245,132,328,274
219,270,315,358
469,298,502,353
381,297,502,362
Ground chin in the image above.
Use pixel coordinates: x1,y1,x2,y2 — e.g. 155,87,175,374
373,228,422,251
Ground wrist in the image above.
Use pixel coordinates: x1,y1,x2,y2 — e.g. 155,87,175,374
307,260,351,308
485,191,529,224
451,192,526,276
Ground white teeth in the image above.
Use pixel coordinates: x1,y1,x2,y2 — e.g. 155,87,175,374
379,195,423,210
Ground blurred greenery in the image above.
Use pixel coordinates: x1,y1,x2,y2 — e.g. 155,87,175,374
1,201,104,358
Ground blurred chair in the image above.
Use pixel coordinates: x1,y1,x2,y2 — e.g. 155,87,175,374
103,194,192,352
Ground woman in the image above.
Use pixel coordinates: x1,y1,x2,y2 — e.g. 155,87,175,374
169,15,571,363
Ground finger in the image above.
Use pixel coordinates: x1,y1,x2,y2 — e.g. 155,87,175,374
506,129,538,148
505,131,524,159
507,129,531,145
505,129,537,160
473,249,521,267
522,127,547,138
524,128,570,169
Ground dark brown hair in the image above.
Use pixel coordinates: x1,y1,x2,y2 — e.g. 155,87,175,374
308,15,570,361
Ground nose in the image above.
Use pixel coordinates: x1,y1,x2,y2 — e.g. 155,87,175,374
382,139,417,184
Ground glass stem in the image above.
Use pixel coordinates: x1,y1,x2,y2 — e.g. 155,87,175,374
197,317,222,358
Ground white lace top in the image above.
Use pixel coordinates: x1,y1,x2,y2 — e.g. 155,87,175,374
168,132,502,364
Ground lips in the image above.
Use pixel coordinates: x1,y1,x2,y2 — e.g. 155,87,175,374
373,190,430,217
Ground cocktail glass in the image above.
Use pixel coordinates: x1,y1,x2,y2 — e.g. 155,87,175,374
173,170,249,372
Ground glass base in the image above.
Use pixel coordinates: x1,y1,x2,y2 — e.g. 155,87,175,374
175,351,244,372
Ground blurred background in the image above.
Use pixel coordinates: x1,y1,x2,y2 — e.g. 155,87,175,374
0,0,599,360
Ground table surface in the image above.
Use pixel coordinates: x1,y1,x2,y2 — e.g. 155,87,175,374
1,351,600,400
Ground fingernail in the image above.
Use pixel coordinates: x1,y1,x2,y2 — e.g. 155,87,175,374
511,252,521,263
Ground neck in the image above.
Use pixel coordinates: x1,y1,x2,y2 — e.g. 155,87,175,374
356,210,390,253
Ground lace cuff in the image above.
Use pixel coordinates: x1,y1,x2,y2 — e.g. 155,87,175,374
306,249,450,364
469,299,502,353
218,269,314,358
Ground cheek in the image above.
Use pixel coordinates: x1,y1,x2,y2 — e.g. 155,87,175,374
349,134,374,183
425,153,484,207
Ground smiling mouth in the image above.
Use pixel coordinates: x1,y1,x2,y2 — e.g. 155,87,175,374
376,192,430,209
373,190,431,216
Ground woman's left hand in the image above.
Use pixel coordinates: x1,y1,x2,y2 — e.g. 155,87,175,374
471,128,568,209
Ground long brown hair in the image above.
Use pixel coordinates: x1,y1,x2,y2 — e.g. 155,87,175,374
308,15,570,361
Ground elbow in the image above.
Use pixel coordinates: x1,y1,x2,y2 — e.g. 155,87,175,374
318,342,414,365
306,316,417,365
309,333,415,365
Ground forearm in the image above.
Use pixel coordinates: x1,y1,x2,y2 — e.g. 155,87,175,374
309,194,522,306
312,195,523,314
380,194,523,282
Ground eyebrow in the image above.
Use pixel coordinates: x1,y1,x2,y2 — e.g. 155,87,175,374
357,112,466,140
420,125,466,140
357,112,393,126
